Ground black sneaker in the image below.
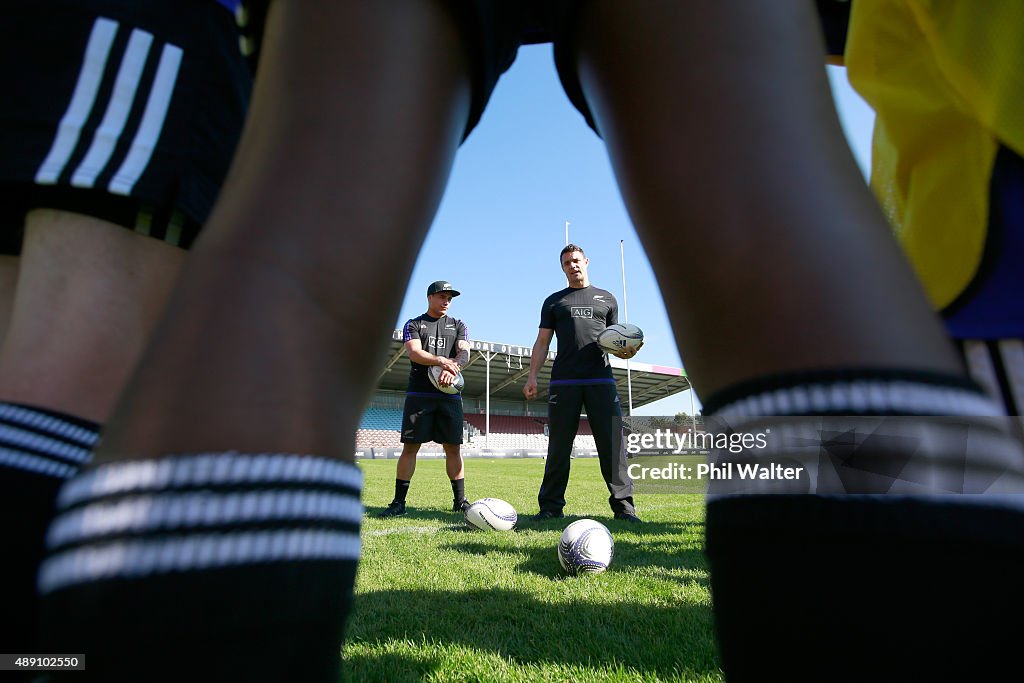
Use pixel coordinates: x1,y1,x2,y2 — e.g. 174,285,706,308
453,498,470,513
531,510,565,521
377,501,406,518
614,511,643,524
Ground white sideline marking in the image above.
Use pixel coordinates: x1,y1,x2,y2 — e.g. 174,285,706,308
365,525,448,537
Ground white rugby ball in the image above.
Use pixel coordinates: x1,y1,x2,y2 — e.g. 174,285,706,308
464,498,517,531
558,519,614,576
597,323,644,355
429,365,465,394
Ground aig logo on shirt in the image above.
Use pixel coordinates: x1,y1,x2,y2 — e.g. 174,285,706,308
571,306,594,318
428,336,448,349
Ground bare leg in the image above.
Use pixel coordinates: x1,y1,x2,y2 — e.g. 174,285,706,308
0,211,183,422
38,3,473,680
0,255,16,342
573,0,962,398
396,443,421,481
0,211,182,659
97,1,472,460
573,5,1022,680
443,442,464,480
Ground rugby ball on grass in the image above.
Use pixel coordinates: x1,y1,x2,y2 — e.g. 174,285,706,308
464,498,517,531
558,519,614,576
429,365,465,394
598,323,644,355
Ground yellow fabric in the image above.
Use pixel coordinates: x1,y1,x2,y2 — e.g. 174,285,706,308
845,0,1024,309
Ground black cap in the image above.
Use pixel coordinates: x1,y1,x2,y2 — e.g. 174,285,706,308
427,280,461,297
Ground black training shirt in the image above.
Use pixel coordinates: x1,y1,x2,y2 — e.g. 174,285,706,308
403,313,468,393
538,285,617,380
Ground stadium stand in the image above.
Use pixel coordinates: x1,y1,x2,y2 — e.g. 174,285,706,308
354,405,403,448
464,414,545,435
360,406,402,431
355,429,401,449
461,413,596,450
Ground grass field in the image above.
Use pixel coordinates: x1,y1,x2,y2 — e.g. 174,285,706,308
343,458,722,683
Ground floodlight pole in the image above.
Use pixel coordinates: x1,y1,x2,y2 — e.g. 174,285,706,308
481,350,494,449
689,384,697,433
620,240,633,415
565,220,570,246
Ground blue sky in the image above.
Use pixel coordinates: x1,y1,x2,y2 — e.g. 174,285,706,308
395,44,876,417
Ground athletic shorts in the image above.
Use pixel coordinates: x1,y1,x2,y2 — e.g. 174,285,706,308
401,393,465,446
0,0,252,254
452,1,860,142
446,0,594,141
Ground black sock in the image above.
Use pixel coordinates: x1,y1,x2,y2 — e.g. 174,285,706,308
701,369,1024,681
0,402,98,655
38,452,362,682
450,477,465,503
393,478,410,504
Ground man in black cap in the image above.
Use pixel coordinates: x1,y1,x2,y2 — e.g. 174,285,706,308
524,244,641,523
379,280,472,517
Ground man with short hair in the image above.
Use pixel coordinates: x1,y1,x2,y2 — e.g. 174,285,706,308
524,244,641,523
379,280,472,518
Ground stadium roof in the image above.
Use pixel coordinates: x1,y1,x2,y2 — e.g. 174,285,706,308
378,330,691,409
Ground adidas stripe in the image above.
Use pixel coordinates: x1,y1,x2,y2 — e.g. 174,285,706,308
34,17,183,196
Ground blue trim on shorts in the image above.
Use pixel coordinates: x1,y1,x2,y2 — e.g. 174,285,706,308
549,378,617,386
405,391,463,400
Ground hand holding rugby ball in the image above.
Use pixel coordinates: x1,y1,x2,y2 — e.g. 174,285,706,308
429,365,465,394
598,323,644,358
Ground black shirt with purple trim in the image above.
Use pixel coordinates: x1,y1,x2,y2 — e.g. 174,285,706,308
539,285,617,382
403,313,468,394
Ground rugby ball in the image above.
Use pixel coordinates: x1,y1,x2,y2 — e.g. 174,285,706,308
429,364,465,394
558,519,614,576
464,498,517,531
597,323,644,355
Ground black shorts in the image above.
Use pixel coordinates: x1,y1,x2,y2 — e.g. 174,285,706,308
0,0,252,254
451,1,851,142
447,0,595,141
401,393,464,446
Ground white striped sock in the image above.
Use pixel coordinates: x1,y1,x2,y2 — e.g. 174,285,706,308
0,403,98,480
39,452,363,594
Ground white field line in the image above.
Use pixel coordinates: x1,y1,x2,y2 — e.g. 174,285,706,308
364,524,465,537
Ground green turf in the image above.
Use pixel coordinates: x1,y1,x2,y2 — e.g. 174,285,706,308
344,458,722,682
